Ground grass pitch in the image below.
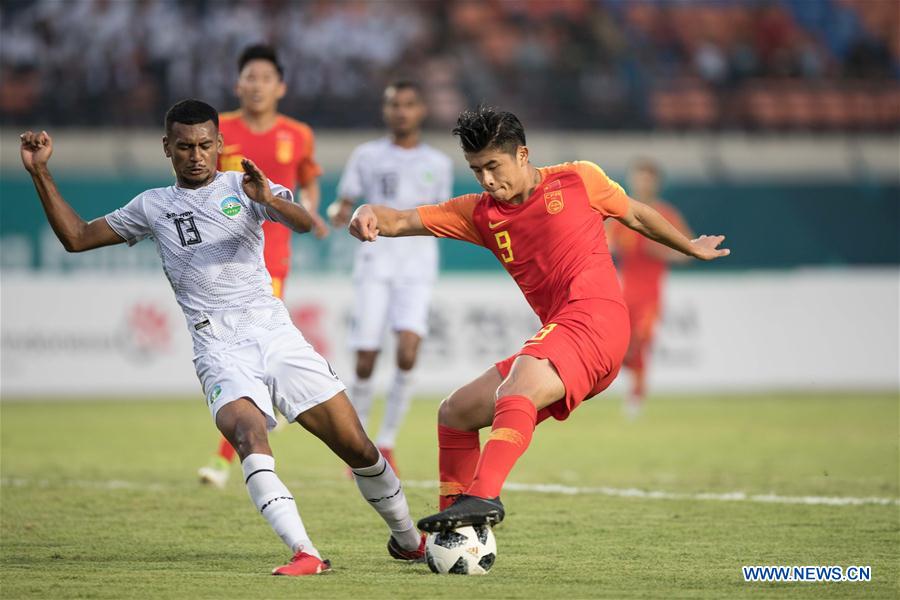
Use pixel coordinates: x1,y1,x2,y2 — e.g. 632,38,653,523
1,392,898,599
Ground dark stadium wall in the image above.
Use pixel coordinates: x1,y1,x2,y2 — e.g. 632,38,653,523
1,174,898,271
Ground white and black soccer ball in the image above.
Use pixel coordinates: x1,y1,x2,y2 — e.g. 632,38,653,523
425,525,497,575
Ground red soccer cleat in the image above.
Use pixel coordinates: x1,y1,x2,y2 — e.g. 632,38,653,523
378,446,400,476
271,550,332,576
387,532,426,562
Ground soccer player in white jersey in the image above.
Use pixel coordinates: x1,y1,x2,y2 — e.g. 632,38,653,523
328,82,453,474
18,99,426,576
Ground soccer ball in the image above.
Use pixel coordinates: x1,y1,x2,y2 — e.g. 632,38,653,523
425,525,497,575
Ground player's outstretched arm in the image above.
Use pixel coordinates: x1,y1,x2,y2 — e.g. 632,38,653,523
616,198,730,261
647,214,695,264
299,179,330,239
241,158,314,234
348,204,430,241
20,130,125,252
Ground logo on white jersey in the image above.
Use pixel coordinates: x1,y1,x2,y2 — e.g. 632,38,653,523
207,384,222,405
220,196,242,217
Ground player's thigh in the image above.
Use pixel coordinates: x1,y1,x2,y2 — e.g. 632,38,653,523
389,280,431,340
625,304,656,366
295,390,378,468
194,345,278,430
263,328,347,424
349,278,391,351
497,355,567,411
439,366,504,431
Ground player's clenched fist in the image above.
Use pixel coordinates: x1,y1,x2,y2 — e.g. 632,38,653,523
349,205,380,242
20,130,54,174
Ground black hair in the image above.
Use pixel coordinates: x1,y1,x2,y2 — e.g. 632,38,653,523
452,106,526,156
384,80,423,99
238,44,284,79
164,99,218,133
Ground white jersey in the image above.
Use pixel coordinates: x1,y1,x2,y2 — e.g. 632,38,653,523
337,137,453,282
105,171,294,355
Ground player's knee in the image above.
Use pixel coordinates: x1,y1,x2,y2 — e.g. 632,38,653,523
438,395,471,429
345,435,380,469
355,353,377,379
396,350,417,371
232,424,270,459
437,396,455,426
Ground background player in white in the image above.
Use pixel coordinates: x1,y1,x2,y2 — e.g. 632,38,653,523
18,99,426,576
328,81,453,474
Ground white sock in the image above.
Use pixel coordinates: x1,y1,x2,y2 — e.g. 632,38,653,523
375,369,414,448
242,454,320,558
352,453,419,551
350,376,375,430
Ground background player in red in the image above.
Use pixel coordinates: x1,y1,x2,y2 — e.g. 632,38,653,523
348,106,730,531
199,44,329,488
607,159,693,419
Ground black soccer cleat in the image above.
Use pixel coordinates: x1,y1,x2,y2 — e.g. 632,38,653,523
417,494,505,533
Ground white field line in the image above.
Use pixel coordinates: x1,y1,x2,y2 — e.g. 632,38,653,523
402,480,900,507
2,476,897,507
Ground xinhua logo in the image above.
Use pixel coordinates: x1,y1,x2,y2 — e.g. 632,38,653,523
220,196,241,217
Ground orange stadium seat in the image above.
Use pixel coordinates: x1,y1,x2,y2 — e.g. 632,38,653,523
819,89,852,130
782,87,816,130
744,85,786,129
879,88,900,129
651,83,718,129
846,89,878,129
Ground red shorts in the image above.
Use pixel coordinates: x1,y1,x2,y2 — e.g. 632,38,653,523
624,299,660,371
263,221,292,280
495,298,630,423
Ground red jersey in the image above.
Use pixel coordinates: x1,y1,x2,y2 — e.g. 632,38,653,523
217,112,321,279
418,161,629,324
607,201,687,304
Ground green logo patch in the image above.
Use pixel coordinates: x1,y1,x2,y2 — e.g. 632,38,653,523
207,384,223,405
220,196,241,217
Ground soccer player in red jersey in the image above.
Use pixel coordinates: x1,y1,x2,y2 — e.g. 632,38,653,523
348,107,729,531
607,159,693,419
199,44,329,488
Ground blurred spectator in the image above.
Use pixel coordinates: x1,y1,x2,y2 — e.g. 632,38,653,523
0,0,897,130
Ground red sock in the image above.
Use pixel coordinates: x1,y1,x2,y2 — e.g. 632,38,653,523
438,425,480,510
466,395,536,499
217,436,237,463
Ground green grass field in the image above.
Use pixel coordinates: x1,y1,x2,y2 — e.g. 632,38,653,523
1,393,898,599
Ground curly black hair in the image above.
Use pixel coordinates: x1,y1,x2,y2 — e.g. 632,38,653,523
164,99,218,133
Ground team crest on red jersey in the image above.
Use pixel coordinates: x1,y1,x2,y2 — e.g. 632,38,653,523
276,134,294,164
544,190,564,214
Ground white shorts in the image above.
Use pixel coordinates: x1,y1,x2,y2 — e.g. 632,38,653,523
349,278,432,350
194,327,346,430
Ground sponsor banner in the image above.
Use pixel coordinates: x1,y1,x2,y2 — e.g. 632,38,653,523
1,270,897,397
